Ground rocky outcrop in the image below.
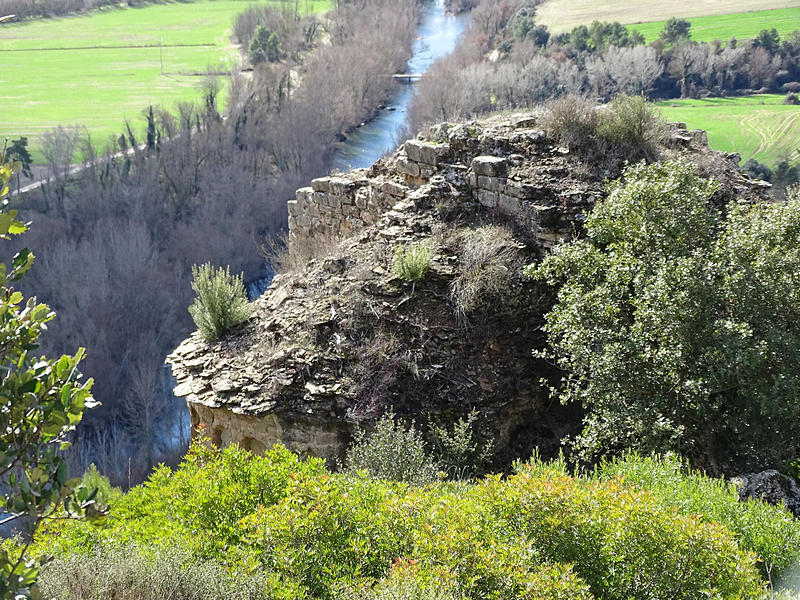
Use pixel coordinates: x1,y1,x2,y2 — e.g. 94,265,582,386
167,111,770,468
732,470,800,517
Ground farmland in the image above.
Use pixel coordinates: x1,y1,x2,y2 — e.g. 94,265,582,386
657,94,800,167
630,7,800,43
536,0,800,34
0,0,330,161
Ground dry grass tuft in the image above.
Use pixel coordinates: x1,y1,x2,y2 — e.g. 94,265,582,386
450,225,521,323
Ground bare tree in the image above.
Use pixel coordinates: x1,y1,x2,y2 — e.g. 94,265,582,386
603,45,664,96
40,125,84,215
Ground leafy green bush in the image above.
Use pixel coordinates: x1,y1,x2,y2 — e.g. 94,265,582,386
188,263,251,341
393,242,433,283
450,225,519,321
529,160,800,473
39,545,269,600
0,145,100,598
427,410,493,479
36,443,326,561
337,567,464,600
596,94,668,161
346,412,440,484
35,443,777,600
78,464,122,506
496,460,764,600
597,453,800,590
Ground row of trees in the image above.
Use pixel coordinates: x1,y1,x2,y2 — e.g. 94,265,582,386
408,0,800,131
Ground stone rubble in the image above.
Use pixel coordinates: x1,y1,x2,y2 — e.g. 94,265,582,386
168,111,771,466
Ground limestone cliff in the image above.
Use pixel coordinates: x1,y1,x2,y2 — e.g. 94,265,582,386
167,111,769,468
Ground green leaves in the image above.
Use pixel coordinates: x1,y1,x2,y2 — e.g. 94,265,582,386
188,263,251,342
0,148,100,597
530,161,800,473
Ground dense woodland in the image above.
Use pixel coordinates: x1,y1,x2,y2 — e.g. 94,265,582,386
9,0,423,484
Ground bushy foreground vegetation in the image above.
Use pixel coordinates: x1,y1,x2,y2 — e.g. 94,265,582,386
31,442,800,599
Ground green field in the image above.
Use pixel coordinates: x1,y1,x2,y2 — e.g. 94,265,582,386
629,7,800,43
0,0,330,162
657,95,800,167
537,0,800,34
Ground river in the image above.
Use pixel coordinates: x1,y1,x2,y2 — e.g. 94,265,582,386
330,0,470,171
246,0,469,298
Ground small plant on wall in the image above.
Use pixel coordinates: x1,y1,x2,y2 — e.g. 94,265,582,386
188,263,251,341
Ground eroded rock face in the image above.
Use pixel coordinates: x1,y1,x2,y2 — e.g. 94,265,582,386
732,470,800,517
167,112,770,468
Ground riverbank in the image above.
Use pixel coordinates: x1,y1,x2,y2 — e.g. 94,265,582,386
331,0,469,171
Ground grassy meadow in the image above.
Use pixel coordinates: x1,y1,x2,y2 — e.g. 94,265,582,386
630,7,800,43
536,0,800,34
657,94,800,166
0,0,330,162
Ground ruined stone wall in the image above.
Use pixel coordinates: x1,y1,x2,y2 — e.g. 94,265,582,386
286,121,603,250
287,175,409,241
286,117,734,252
169,114,759,464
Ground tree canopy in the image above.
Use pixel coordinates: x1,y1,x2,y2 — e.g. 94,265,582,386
530,160,800,474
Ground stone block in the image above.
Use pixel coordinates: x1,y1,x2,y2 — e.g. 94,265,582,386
293,214,311,228
404,139,450,166
477,175,506,193
311,176,354,194
311,177,331,193
477,190,498,208
395,156,421,177
343,204,360,217
355,190,368,209
498,194,522,215
327,195,342,210
472,156,507,177
505,180,542,200
689,129,708,147
420,165,435,179
381,180,408,198
287,200,300,217
295,186,314,204
328,177,356,195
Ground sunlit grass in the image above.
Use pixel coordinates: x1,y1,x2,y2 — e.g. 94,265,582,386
629,7,800,43
0,0,331,162
657,94,800,166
